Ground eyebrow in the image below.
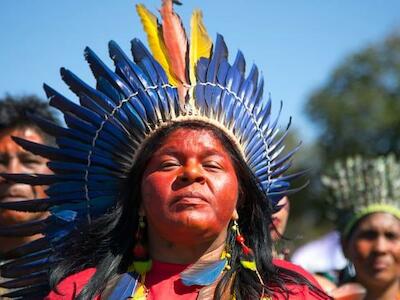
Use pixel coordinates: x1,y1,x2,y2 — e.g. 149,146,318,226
156,147,226,157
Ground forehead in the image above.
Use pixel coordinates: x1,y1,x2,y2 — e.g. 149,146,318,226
157,128,227,153
0,127,44,151
355,212,400,232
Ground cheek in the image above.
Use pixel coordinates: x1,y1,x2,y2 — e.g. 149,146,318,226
141,173,172,210
351,240,372,261
212,175,238,216
34,161,51,174
34,185,48,199
390,241,400,262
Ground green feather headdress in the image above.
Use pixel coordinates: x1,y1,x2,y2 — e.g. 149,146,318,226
322,155,400,238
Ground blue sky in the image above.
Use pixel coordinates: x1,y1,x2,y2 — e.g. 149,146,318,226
1,0,399,142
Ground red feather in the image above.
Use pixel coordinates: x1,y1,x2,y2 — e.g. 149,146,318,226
160,0,188,87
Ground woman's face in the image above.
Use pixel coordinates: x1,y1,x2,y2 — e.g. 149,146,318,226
141,128,239,245
345,212,400,289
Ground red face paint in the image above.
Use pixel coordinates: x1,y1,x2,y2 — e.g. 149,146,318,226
0,128,50,225
345,212,400,289
141,128,239,246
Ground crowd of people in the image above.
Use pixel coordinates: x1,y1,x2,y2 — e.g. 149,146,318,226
0,1,399,299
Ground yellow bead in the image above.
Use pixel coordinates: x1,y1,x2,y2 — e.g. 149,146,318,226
226,253,231,258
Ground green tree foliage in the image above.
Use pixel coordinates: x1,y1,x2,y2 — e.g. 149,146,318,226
285,32,400,249
306,32,400,163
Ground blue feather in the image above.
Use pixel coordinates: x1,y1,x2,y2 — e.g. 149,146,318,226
108,273,139,300
84,46,133,98
180,258,226,286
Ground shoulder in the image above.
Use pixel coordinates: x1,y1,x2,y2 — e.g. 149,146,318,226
272,259,332,300
45,268,97,300
273,259,319,285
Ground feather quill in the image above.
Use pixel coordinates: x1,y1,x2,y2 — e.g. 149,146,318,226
136,4,178,86
189,10,212,85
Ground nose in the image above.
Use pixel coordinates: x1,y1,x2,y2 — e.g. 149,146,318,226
373,235,390,253
7,158,23,174
179,159,206,184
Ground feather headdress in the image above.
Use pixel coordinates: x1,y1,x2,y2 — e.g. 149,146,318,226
322,155,400,237
0,1,301,297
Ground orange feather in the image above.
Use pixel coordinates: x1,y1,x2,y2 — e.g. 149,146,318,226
160,0,188,86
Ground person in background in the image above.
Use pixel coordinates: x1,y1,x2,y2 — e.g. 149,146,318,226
322,155,400,300
270,196,338,294
270,196,291,259
0,95,58,253
291,231,347,286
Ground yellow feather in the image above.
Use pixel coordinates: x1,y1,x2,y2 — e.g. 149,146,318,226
189,10,212,84
131,283,147,300
136,4,178,86
240,260,257,271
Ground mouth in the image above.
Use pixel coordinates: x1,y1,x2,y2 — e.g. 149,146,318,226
370,259,391,272
171,192,209,208
272,217,281,227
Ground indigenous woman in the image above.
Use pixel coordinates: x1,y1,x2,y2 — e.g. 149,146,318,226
323,155,400,300
0,1,330,299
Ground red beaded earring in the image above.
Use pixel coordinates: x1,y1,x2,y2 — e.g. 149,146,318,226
232,220,268,299
133,216,147,259
130,215,152,274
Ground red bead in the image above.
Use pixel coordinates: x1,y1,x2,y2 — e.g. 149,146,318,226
236,235,245,244
133,244,147,259
242,245,251,255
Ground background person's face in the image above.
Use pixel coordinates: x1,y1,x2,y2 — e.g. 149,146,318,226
141,128,239,246
345,212,400,289
271,196,290,241
0,127,50,225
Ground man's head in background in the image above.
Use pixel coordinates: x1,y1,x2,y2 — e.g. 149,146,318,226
0,95,58,226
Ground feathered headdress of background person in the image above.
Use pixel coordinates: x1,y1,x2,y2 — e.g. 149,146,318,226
322,155,400,238
0,0,303,297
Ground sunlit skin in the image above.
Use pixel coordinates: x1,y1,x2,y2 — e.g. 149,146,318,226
344,213,400,300
271,196,290,241
140,128,239,264
0,127,50,253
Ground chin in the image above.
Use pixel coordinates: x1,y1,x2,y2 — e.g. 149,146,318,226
0,211,46,226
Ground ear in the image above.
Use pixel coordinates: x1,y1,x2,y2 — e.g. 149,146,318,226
232,208,239,221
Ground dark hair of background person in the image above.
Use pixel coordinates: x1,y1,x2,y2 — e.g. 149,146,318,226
0,94,59,144
49,121,326,300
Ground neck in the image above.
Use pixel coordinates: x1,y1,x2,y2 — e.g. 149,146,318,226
148,227,227,264
0,234,42,255
364,279,400,300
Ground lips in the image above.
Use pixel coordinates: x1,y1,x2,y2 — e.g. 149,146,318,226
370,258,391,271
171,191,209,208
272,217,281,227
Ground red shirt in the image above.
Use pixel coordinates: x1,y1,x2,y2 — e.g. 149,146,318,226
45,259,330,299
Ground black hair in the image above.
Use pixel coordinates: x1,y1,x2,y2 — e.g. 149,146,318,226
0,94,59,144
49,121,326,299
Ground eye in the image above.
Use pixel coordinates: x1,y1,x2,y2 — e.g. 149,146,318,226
385,231,400,241
358,230,377,240
203,160,223,171
22,158,42,168
159,160,181,170
0,157,8,166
